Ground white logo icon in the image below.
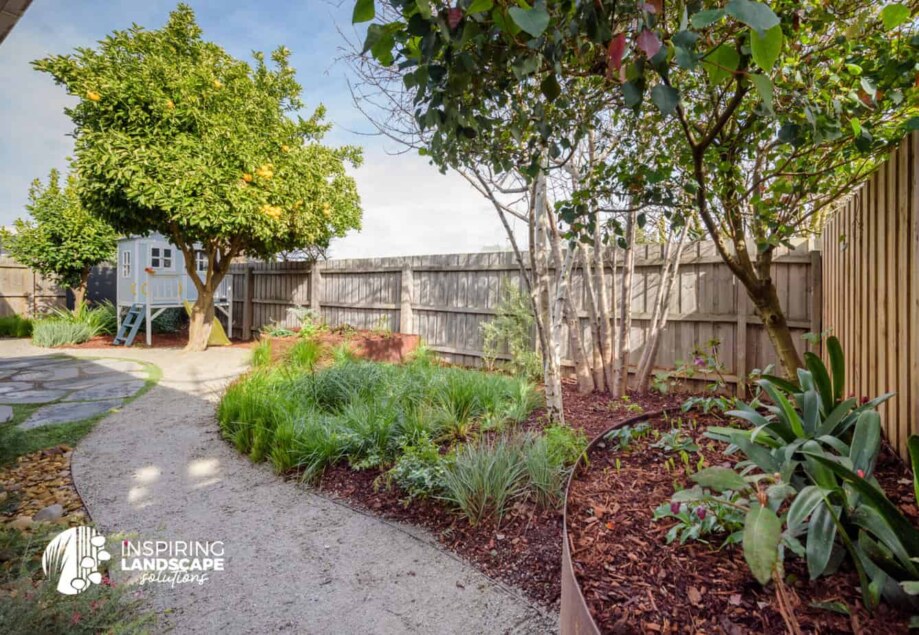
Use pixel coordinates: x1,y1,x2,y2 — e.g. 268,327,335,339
42,526,111,595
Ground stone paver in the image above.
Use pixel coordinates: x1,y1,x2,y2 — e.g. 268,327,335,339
62,380,146,402
0,354,151,428
20,400,124,430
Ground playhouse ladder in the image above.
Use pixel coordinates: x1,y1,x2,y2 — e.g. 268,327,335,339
113,304,146,347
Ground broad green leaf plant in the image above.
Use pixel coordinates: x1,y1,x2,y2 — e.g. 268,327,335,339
35,4,363,350
1,169,117,310
672,336,919,613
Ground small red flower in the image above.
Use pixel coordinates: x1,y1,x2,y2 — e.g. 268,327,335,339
857,469,866,478
101,575,115,587
860,396,870,405
670,501,681,514
695,506,707,520
71,611,82,625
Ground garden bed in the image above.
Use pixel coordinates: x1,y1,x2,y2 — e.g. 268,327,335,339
315,384,683,607
565,411,915,633
264,329,419,364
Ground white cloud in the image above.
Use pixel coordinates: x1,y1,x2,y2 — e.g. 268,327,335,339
329,148,525,258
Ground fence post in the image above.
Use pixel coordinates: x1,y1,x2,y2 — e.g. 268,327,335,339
735,280,748,398
809,247,822,355
310,263,322,315
400,263,414,334
241,266,254,340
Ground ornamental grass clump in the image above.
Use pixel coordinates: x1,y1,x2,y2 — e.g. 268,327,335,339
0,314,32,338
440,436,527,525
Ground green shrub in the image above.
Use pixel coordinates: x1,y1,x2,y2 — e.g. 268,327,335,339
250,340,271,367
480,279,541,381
285,338,321,371
32,301,117,346
31,320,93,347
0,423,28,467
0,315,32,338
440,436,527,524
522,426,588,508
152,307,184,333
387,437,453,500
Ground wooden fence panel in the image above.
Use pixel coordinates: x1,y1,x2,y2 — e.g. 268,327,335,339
0,256,66,316
821,132,919,459
230,240,818,392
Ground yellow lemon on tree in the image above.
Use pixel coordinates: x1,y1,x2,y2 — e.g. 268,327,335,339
213,79,223,89
255,164,274,180
87,90,101,102
242,173,253,183
166,99,175,110
261,204,282,219
281,145,290,153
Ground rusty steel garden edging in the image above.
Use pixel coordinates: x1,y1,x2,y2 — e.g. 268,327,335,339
560,409,675,635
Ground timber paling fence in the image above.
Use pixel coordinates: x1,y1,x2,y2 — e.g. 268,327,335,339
821,131,919,459
0,256,66,316
228,240,820,394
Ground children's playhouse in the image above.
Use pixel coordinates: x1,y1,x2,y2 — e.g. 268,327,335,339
115,233,233,346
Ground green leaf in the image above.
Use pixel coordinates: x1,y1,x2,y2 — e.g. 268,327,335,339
804,352,833,413
743,502,782,585
650,84,679,116
750,24,783,71
750,74,774,113
805,453,919,557
758,379,805,437
786,485,824,535
690,8,725,29
806,501,838,579
622,81,643,107
725,0,780,35
826,336,845,401
703,44,740,85
760,373,800,394
691,466,748,492
540,73,561,101
508,4,550,38
850,410,881,474
816,398,857,437
467,0,493,14
880,4,911,31
352,0,375,24
909,435,919,505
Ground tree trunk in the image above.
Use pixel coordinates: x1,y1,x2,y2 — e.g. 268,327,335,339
546,210,594,394
636,224,688,391
593,221,616,392
614,213,637,397
580,246,608,391
186,289,216,352
749,280,803,377
532,170,565,423
71,267,90,313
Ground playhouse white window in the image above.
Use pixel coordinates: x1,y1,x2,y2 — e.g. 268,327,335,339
150,246,173,270
121,250,131,277
195,250,208,272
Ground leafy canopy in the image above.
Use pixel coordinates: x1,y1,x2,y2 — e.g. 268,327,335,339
34,4,363,265
358,0,918,241
2,169,117,289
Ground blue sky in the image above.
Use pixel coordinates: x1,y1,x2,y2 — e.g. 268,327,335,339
0,0,516,257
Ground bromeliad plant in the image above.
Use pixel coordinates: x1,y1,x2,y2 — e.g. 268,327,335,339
675,336,919,611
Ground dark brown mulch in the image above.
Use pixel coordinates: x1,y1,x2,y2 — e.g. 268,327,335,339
567,410,916,634
63,328,253,349
316,382,684,609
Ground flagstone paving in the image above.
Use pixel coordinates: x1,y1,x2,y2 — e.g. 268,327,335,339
0,355,152,429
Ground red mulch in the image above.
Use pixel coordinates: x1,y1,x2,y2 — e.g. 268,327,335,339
566,410,916,633
315,382,685,609
268,329,420,364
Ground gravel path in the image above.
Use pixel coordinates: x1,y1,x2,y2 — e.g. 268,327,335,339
0,340,554,634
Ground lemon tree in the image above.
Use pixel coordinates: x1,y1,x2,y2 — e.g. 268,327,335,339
2,169,117,310
35,4,362,350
